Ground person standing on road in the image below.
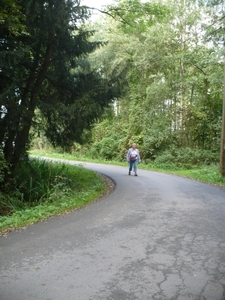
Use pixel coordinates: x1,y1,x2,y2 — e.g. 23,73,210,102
126,143,141,176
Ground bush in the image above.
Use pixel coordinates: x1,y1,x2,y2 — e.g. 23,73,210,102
0,151,8,184
89,137,119,160
154,147,218,168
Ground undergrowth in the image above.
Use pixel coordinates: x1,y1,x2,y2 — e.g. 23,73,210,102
0,157,106,233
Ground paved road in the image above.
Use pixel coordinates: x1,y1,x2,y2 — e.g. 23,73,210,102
1,161,225,300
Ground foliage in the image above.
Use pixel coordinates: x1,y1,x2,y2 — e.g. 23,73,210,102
0,0,117,184
90,137,120,160
0,0,27,35
107,0,170,34
85,0,224,168
0,157,106,231
0,152,8,184
154,147,218,168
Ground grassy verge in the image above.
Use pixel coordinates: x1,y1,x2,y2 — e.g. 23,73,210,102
30,149,225,187
0,158,108,234
171,167,225,186
29,149,126,165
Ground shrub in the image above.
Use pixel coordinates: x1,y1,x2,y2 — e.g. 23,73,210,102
89,137,119,160
154,147,218,168
0,151,9,184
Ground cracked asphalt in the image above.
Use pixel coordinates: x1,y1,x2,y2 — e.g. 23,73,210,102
1,161,225,300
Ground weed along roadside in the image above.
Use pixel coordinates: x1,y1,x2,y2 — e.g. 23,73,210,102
0,157,115,235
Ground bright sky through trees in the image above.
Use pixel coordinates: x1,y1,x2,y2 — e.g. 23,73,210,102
81,0,113,9
81,0,114,20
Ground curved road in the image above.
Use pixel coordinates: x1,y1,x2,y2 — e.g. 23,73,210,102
1,161,225,300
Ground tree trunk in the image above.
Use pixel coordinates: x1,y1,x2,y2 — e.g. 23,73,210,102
6,43,52,177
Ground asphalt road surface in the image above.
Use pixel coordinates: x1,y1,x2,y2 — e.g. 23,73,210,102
1,160,225,300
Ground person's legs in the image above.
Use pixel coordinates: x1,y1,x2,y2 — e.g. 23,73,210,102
128,161,133,174
128,161,138,175
133,160,138,175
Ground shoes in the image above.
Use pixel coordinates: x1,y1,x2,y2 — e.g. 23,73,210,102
129,171,138,176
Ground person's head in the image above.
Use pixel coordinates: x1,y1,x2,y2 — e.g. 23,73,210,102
132,143,136,149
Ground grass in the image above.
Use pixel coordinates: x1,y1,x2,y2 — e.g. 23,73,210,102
1,149,224,235
0,158,108,234
172,166,225,186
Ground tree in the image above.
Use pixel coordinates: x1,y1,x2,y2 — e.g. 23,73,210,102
106,0,169,34
0,0,116,181
87,0,224,162
0,0,26,35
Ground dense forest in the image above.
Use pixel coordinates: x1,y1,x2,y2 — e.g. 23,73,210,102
82,0,225,173
1,0,225,189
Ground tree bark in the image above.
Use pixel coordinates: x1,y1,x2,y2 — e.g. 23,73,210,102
9,43,53,175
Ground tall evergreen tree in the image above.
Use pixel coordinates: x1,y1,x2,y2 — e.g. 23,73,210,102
0,0,115,180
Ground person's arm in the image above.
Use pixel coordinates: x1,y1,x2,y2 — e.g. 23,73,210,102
126,149,131,162
137,150,141,162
